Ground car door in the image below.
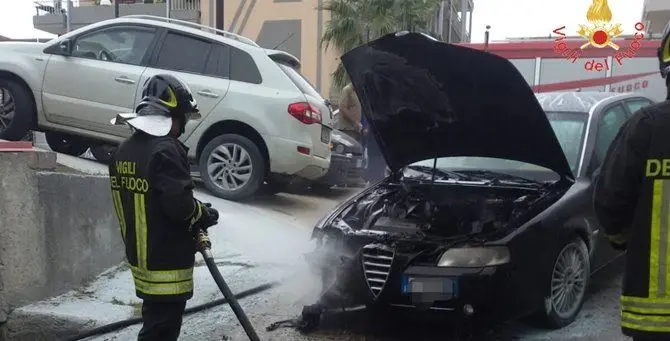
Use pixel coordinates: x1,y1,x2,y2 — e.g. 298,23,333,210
42,25,158,135
589,102,631,267
137,30,230,140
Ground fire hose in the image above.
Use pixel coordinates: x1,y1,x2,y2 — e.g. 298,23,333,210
66,229,272,341
195,229,262,341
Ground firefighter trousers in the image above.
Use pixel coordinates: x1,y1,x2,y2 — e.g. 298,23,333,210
137,300,187,341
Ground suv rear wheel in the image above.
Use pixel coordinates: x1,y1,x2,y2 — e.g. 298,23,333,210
45,131,90,156
0,79,36,141
91,144,117,164
199,134,265,201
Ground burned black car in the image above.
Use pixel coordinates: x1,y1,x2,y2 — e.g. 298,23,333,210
304,32,631,329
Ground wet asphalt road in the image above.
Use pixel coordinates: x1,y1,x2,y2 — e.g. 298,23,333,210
44,142,631,341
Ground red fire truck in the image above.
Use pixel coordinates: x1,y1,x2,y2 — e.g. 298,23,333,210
457,37,665,101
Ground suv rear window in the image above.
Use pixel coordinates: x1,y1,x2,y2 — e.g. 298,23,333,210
276,61,324,101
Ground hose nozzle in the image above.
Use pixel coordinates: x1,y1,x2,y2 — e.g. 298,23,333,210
196,230,212,253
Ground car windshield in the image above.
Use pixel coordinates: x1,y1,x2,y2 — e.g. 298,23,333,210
407,111,588,183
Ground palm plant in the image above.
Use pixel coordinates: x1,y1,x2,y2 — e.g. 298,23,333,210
321,0,443,89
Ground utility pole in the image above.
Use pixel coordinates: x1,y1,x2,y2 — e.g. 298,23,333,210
216,0,223,31
65,0,72,32
166,0,171,18
209,0,214,29
114,0,119,18
484,25,491,51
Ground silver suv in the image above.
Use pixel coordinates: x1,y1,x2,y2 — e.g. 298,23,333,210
0,15,333,201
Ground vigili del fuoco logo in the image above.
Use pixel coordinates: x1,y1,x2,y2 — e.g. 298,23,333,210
552,0,646,71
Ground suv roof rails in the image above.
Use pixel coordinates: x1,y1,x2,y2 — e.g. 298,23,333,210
122,15,259,47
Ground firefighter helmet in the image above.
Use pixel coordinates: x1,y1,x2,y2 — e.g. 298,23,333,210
111,74,201,136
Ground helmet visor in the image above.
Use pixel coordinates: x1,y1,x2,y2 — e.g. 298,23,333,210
184,107,201,121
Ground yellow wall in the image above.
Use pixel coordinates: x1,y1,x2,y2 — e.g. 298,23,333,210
201,0,341,99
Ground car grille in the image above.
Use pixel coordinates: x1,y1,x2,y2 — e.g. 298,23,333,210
361,244,394,298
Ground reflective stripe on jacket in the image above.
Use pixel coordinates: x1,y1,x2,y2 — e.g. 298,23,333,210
109,132,200,302
594,100,670,339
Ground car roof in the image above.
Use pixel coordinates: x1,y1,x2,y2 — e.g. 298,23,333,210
534,91,629,114
63,15,302,65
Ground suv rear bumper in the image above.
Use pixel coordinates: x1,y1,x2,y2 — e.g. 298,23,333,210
266,135,330,180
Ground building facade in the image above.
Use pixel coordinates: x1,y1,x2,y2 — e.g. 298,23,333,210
200,0,474,99
643,0,670,34
432,0,474,43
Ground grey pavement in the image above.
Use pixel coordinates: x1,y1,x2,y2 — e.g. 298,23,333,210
25,142,632,341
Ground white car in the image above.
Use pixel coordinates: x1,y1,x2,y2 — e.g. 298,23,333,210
0,15,333,201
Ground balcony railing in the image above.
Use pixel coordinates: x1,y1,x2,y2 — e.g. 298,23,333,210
34,0,200,15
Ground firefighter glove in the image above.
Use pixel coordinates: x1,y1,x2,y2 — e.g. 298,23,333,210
198,202,219,230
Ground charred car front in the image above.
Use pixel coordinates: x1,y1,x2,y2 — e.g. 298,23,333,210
305,32,627,329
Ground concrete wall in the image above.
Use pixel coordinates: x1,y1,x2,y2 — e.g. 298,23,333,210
0,149,124,336
33,3,200,35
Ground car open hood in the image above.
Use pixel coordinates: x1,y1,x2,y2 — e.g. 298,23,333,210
341,32,574,179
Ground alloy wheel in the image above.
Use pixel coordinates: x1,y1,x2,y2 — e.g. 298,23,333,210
0,88,15,132
550,242,588,319
206,142,253,191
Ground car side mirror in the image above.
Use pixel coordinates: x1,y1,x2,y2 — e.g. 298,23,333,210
58,39,72,56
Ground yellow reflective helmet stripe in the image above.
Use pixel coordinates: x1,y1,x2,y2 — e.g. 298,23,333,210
131,266,193,283
160,86,178,109
134,193,148,269
134,277,193,296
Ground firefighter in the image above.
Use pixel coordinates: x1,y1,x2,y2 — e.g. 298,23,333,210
109,74,219,341
593,21,670,341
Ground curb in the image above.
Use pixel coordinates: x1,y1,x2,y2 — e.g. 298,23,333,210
4,309,95,341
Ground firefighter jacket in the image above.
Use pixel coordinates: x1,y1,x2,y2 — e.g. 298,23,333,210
594,100,670,339
109,132,203,302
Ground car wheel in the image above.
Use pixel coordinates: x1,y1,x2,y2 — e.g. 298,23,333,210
0,79,36,141
199,134,265,201
45,131,90,156
91,144,117,164
540,237,590,329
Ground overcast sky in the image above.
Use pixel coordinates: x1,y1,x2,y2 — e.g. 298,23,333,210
0,0,648,41
470,0,646,43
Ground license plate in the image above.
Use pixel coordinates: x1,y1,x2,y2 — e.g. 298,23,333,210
321,126,331,143
401,276,457,295
356,159,363,168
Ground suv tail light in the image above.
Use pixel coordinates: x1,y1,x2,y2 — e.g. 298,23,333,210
288,102,322,124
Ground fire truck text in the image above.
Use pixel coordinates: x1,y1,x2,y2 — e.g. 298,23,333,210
614,22,646,66
610,80,649,93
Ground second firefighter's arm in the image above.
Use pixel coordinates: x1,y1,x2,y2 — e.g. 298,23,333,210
150,142,203,227
593,113,651,246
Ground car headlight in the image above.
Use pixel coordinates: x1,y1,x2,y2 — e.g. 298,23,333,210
437,246,511,267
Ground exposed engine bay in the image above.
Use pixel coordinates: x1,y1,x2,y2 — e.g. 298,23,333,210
335,181,561,240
